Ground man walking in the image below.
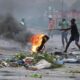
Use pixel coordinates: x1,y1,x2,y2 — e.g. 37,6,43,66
64,18,80,52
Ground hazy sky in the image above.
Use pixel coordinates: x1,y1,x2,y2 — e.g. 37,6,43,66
64,0,76,7
0,0,77,14
0,0,78,27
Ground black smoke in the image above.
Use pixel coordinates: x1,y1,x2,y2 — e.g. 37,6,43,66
0,14,33,45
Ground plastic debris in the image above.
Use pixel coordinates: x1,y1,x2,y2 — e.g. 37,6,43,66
23,57,34,65
56,60,64,65
1,61,9,67
63,58,78,63
29,59,51,70
17,60,24,65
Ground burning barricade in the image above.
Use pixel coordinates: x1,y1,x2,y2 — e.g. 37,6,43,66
0,32,65,70
0,33,64,70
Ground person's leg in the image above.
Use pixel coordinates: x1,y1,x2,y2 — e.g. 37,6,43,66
75,36,80,49
48,30,52,38
62,32,65,47
75,41,80,49
65,32,68,44
51,30,53,38
64,37,72,52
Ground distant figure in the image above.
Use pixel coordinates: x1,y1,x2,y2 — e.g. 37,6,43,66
20,18,27,31
20,18,25,25
64,18,80,52
59,18,69,47
48,18,55,38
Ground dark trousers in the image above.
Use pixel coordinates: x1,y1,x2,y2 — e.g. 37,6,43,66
64,35,80,52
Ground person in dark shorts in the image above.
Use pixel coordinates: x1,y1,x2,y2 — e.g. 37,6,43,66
64,18,80,52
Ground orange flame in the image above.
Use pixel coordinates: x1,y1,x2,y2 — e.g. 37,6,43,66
30,34,49,53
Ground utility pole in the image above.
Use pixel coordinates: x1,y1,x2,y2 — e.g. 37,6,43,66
61,0,64,18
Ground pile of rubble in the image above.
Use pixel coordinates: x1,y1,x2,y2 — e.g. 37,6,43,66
0,52,63,70
0,51,80,70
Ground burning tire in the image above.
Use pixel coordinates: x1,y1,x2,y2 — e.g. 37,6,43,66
30,34,49,53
